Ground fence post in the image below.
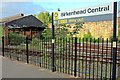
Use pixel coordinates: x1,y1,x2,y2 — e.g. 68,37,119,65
26,37,29,64
74,37,77,77
2,36,4,57
112,2,117,80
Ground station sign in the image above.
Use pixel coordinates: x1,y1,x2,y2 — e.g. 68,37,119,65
53,2,120,25
56,3,113,20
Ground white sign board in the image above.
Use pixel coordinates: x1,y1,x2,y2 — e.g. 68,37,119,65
58,3,113,19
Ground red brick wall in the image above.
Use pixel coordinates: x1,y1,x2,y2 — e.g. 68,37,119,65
9,29,39,38
4,26,8,46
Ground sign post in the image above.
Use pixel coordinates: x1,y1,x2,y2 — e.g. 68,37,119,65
112,2,117,80
51,12,55,72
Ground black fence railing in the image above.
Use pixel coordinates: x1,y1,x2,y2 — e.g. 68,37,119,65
1,36,120,79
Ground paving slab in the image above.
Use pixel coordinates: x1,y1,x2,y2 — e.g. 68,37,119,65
0,51,74,78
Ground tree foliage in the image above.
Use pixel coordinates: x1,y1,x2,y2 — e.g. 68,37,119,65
37,12,51,26
40,22,84,38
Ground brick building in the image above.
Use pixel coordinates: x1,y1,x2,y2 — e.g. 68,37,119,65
0,14,45,45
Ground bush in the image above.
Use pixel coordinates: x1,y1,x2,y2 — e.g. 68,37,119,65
83,33,92,39
8,32,25,45
40,28,52,39
31,38,40,46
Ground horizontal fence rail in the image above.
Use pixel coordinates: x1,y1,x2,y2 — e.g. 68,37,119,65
1,36,120,79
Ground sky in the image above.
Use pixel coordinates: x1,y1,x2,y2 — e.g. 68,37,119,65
0,0,120,18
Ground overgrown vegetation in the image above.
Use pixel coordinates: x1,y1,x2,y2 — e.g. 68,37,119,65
40,22,84,38
8,32,25,45
0,26,3,37
40,28,52,39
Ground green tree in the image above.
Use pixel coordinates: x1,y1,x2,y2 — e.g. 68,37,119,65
38,12,44,23
44,12,51,25
37,12,51,26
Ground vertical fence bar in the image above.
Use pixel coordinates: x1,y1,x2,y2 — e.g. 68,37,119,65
48,37,50,69
46,37,48,68
68,37,70,74
46,37,49,69
93,38,95,79
41,38,43,67
54,37,56,71
97,38,100,79
42,39,44,67
85,38,88,78
39,38,41,67
43,38,44,67
65,37,67,74
78,38,81,77
2,36,4,57
74,37,77,77
105,38,108,79
82,38,84,78
15,36,18,60
101,38,104,79
63,37,65,73
60,38,62,72
42,38,44,67
116,39,118,79
61,38,63,72
59,37,61,71
43,38,45,67
89,38,92,79
49,37,51,69
46,37,48,69
44,38,45,68
45,37,47,69
57,37,59,71
57,37,59,70
110,39,112,79
26,37,29,64
112,2,117,80
71,37,73,75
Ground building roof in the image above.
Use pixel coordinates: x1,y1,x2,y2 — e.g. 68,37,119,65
0,13,24,23
6,15,45,29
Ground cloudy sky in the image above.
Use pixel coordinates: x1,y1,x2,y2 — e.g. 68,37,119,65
0,0,120,18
